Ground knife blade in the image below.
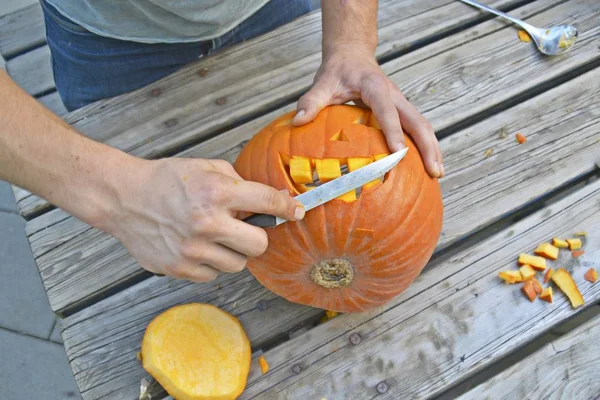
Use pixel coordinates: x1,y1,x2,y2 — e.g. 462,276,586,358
243,148,408,227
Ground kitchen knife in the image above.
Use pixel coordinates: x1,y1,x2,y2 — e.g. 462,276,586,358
243,147,408,228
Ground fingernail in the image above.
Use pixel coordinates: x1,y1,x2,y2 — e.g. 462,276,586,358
433,161,441,178
294,206,305,220
295,110,306,119
396,142,407,152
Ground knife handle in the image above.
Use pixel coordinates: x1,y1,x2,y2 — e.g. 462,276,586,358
242,213,277,228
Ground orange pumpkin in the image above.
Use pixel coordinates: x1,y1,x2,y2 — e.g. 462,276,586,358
234,105,443,312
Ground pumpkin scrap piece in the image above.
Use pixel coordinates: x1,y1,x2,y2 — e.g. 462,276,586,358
484,148,493,158
522,280,537,302
584,268,598,283
321,310,339,323
518,30,532,42
141,303,251,400
571,250,585,258
534,243,559,260
258,356,270,375
543,268,555,284
315,159,341,183
519,265,536,281
567,238,583,250
347,157,372,172
552,238,569,248
516,133,527,144
518,254,546,271
336,190,357,202
289,157,313,184
499,270,522,284
532,278,543,295
574,231,587,237
539,287,553,303
551,268,584,308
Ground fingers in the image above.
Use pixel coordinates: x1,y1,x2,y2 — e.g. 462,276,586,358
215,217,270,258
166,262,221,283
227,180,305,221
181,240,248,273
360,74,406,153
390,89,444,178
293,78,336,126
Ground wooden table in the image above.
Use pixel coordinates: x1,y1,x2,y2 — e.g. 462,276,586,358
10,0,600,398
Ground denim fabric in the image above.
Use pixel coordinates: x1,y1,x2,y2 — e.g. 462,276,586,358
41,0,315,111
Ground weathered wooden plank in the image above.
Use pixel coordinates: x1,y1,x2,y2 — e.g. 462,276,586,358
0,3,46,58
457,314,600,400
0,0,37,18
39,91,67,116
58,66,600,398
6,45,54,96
27,0,592,314
239,181,600,399
15,0,531,218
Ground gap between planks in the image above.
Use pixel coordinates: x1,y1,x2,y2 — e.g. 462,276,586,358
56,65,600,398
13,0,535,219
25,0,600,317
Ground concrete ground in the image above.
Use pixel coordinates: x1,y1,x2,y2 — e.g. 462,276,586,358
0,181,81,399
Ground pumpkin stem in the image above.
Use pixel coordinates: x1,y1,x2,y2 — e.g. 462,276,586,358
310,259,354,289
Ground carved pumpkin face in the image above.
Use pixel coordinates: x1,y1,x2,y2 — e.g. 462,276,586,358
234,105,443,313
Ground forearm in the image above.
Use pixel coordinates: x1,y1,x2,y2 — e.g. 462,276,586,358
0,70,137,227
321,0,378,57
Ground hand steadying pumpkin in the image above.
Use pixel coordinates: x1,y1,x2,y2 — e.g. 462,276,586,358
293,0,444,179
100,158,306,282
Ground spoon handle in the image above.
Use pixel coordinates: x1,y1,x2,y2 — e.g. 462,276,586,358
458,0,535,31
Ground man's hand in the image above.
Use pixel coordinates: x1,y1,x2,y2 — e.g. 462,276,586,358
0,70,304,283
102,158,305,282
293,0,444,178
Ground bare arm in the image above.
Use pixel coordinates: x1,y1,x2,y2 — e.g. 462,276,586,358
0,70,304,281
294,0,444,178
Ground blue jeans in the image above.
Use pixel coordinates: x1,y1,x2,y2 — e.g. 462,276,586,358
41,0,315,111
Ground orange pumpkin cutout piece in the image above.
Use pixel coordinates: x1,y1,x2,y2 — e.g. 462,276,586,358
315,159,341,183
552,238,569,248
518,254,546,271
336,190,357,202
499,270,522,284
551,268,584,308
543,268,554,284
289,157,312,184
522,280,537,302
539,287,553,303
352,228,374,239
258,356,270,375
534,243,559,260
347,157,372,172
567,238,582,250
532,278,543,295
584,268,598,283
141,303,251,400
519,265,536,281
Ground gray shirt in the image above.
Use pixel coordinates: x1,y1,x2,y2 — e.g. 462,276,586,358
46,0,270,43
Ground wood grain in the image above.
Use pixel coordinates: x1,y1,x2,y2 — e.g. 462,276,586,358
57,67,600,399
239,180,600,399
457,315,600,400
25,0,594,315
0,3,45,58
39,91,67,116
14,0,531,218
6,45,54,96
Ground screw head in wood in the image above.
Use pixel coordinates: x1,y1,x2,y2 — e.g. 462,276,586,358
216,97,227,105
291,364,302,374
349,333,361,345
376,381,389,394
256,300,269,311
198,67,209,76
150,88,162,97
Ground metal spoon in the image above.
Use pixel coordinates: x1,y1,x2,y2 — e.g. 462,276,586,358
458,0,578,55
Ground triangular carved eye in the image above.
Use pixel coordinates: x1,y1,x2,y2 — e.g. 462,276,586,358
329,130,350,141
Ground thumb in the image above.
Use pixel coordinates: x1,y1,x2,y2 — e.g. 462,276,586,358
292,79,335,126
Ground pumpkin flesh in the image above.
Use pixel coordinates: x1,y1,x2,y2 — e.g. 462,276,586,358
141,303,251,400
234,105,443,312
